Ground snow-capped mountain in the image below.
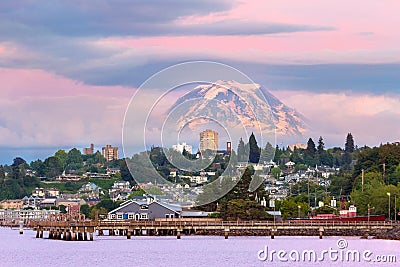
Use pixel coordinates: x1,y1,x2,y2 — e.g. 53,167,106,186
167,80,307,141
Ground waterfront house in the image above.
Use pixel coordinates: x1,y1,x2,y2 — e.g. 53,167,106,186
108,199,182,220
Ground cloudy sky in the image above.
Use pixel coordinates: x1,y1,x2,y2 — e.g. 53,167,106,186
1,0,399,164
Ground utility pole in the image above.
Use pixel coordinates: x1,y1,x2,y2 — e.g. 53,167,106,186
383,163,386,184
307,175,310,207
395,193,397,222
361,169,364,192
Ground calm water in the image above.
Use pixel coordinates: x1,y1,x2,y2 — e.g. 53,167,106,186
0,228,399,267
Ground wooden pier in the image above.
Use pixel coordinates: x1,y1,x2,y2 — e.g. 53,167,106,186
29,219,396,241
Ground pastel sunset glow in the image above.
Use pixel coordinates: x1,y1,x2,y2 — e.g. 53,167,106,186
0,0,399,163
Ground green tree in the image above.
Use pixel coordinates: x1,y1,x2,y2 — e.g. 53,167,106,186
270,167,281,179
277,198,309,219
80,204,90,218
30,159,43,174
55,150,68,168
304,138,317,166
345,133,355,153
290,146,303,164
248,133,260,164
43,156,63,178
224,199,270,220
59,205,67,214
89,207,108,220
273,145,283,164
237,138,247,162
260,142,275,164
67,148,83,170
305,138,316,157
0,165,5,183
120,159,134,184
317,136,325,154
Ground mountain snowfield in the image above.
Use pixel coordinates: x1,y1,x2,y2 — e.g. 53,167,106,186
168,80,307,143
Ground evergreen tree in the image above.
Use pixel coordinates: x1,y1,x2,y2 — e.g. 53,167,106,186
120,159,133,183
237,138,246,162
260,142,275,164
304,138,317,166
345,133,355,153
290,146,303,164
317,136,325,154
0,165,5,183
248,133,260,164
305,138,316,157
274,145,282,164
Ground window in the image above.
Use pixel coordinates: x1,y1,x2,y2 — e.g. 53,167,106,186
128,214,134,219
140,213,148,220
117,214,123,219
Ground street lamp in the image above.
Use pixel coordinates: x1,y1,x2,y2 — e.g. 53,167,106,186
387,192,391,221
298,205,301,219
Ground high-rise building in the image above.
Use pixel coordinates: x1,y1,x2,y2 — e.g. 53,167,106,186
199,129,218,151
102,145,119,161
83,144,94,155
172,142,193,154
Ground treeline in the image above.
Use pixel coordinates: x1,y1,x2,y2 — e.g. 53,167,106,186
272,133,356,167
0,148,136,201
0,158,39,200
280,141,400,218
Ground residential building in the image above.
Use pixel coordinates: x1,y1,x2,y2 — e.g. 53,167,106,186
109,181,132,202
78,182,102,199
0,199,24,210
22,196,41,209
83,143,94,155
32,187,60,198
199,129,218,151
55,173,82,181
0,209,61,222
172,142,193,154
102,145,119,161
106,167,120,175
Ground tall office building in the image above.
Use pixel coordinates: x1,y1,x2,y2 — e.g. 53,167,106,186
199,129,218,151
102,145,119,161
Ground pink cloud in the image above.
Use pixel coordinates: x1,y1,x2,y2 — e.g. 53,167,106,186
0,68,132,99
0,68,134,147
270,89,400,147
92,1,400,64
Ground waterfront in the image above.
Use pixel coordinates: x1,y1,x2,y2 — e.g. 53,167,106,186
1,228,399,267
